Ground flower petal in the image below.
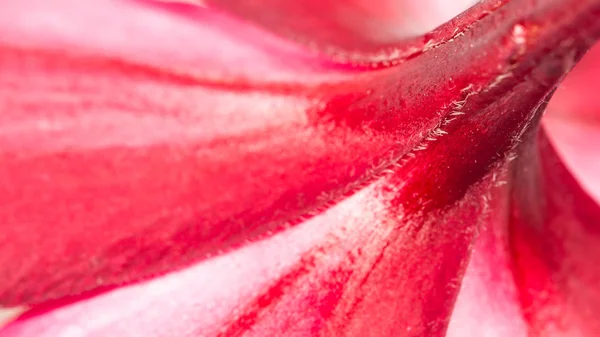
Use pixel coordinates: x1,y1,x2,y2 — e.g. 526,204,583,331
0,164,493,337
1,3,600,337
509,45,600,336
545,43,600,203
446,180,528,337
207,0,481,60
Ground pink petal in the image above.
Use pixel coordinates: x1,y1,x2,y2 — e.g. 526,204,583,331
447,176,528,337
3,0,577,306
2,0,600,336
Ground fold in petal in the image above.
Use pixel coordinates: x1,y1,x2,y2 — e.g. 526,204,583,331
545,43,600,203
1,0,600,336
206,0,481,59
0,162,493,337
5,0,594,306
509,48,600,336
448,41,600,337
446,168,528,337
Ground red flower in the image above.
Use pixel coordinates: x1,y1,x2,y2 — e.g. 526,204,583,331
0,0,599,336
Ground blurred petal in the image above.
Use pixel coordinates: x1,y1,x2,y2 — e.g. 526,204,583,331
207,0,480,59
446,176,528,337
545,43,600,202
509,129,600,336
508,43,600,336
0,310,23,329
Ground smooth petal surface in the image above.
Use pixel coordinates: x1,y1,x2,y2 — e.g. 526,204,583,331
206,0,481,60
545,43,600,203
446,176,528,337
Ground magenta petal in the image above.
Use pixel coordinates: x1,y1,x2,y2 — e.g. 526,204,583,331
507,45,600,335
545,43,600,203
2,0,600,336
446,178,528,337
1,165,493,336
3,0,588,306
449,36,600,337
207,0,482,58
